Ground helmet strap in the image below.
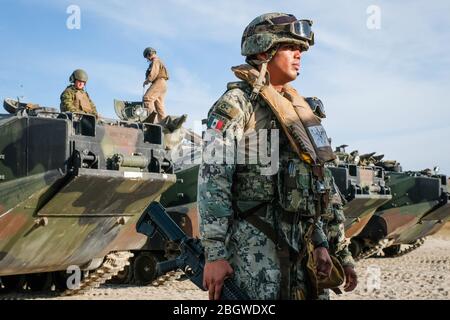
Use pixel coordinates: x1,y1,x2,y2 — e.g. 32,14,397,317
250,61,267,100
247,45,279,100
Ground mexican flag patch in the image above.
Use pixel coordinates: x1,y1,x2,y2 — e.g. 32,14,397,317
208,116,224,131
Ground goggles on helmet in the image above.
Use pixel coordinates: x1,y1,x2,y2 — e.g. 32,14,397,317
305,97,326,118
252,19,314,45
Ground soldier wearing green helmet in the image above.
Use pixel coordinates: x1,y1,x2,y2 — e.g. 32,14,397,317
143,47,156,58
198,12,356,300
142,47,169,123
60,69,98,117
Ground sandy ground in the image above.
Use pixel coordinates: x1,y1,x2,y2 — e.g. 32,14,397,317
2,226,449,301
332,236,450,300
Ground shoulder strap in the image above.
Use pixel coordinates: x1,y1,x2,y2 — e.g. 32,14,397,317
232,64,336,165
243,213,292,300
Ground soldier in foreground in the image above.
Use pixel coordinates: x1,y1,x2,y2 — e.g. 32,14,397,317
60,69,98,117
318,178,358,299
308,99,358,299
143,47,169,123
198,12,355,300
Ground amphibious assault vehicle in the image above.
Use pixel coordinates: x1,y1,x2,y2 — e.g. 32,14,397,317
351,157,450,259
0,99,197,294
328,145,392,238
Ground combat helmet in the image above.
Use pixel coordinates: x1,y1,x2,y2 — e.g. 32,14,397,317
143,47,157,58
241,13,314,58
69,69,89,83
241,13,315,99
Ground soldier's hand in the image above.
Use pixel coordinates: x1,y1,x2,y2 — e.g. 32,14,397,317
203,259,234,300
343,266,358,292
313,247,332,279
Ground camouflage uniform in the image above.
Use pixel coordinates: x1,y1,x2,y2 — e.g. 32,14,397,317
317,173,355,300
60,85,98,117
325,178,355,268
198,81,330,299
143,58,169,122
198,12,341,300
304,100,355,300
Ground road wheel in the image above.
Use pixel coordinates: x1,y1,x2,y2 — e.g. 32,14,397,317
133,252,160,285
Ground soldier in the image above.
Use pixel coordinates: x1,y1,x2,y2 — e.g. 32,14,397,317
143,47,169,123
317,176,358,299
60,69,98,117
308,99,358,299
198,13,345,300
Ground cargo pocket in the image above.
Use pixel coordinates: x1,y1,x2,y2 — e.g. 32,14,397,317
234,172,275,201
278,160,311,212
296,168,311,211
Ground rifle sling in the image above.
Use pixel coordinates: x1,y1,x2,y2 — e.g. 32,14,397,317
244,214,291,300
231,64,336,165
233,199,292,299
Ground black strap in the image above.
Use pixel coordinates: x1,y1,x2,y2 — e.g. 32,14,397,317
279,209,315,224
232,201,270,220
244,215,278,244
231,169,297,299
243,214,292,300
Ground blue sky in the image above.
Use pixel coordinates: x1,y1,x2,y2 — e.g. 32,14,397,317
1,0,449,174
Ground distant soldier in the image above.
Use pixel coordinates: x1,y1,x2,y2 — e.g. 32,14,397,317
143,47,169,123
60,69,98,117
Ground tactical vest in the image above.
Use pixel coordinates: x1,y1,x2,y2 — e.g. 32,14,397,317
146,60,169,81
74,90,94,114
232,64,335,165
226,81,333,217
225,81,337,300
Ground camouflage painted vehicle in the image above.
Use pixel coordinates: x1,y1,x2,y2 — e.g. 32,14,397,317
384,170,449,235
351,156,450,258
397,176,450,243
107,99,200,285
328,145,392,238
0,98,198,294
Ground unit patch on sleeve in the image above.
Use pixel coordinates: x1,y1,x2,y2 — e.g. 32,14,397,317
207,113,229,132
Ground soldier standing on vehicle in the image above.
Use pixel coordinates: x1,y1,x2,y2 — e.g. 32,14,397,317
142,47,169,123
198,12,352,300
60,69,98,117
